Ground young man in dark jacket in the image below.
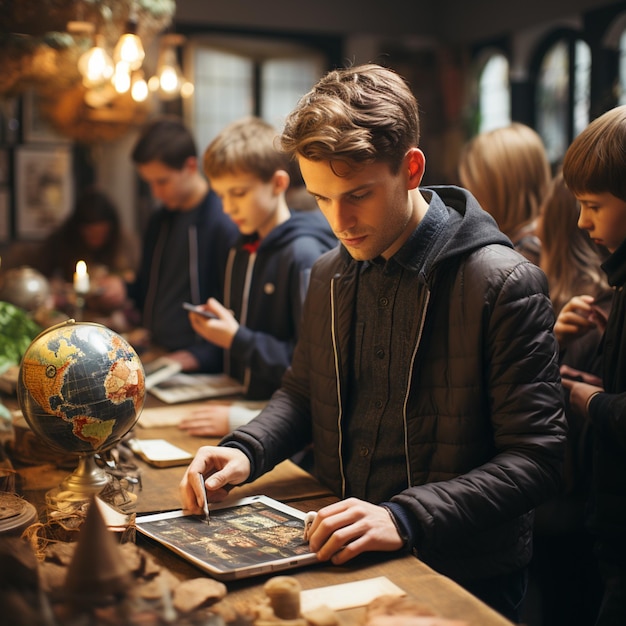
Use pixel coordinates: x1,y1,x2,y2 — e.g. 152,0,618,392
181,65,566,622
95,117,239,372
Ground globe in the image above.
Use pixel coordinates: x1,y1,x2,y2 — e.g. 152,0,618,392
17,320,145,501
0,266,51,312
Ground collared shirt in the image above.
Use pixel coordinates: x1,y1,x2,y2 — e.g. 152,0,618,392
345,198,442,502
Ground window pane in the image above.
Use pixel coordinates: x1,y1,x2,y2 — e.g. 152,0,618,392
261,57,325,130
573,40,591,137
478,54,511,132
536,41,569,164
192,48,253,153
620,29,626,105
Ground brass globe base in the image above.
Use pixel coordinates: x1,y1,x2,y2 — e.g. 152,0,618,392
45,454,109,512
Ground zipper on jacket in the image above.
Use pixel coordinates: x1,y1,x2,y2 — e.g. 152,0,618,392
223,247,256,393
402,287,430,488
330,275,347,498
143,221,168,329
240,252,256,392
188,225,201,304
222,248,236,376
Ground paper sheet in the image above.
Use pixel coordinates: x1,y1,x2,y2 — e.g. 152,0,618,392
300,576,406,613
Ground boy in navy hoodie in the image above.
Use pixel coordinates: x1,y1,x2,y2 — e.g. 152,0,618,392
179,116,336,436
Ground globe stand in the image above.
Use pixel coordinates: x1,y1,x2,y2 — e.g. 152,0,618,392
73,293,86,322
46,454,110,511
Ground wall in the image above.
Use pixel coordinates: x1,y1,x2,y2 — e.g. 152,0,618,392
174,0,621,40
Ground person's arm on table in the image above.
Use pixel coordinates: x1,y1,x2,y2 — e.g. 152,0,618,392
179,403,263,437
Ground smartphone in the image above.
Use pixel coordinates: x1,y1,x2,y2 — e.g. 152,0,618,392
182,302,217,319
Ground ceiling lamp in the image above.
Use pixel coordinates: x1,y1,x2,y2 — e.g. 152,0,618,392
112,61,131,94
113,5,145,71
131,71,149,102
78,33,115,88
150,33,193,101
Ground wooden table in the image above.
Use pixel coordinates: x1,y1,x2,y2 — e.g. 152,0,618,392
6,396,514,626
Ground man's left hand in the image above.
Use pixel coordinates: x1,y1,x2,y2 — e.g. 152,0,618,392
307,497,405,565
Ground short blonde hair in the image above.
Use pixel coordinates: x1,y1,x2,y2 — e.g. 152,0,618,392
458,123,551,238
203,116,289,182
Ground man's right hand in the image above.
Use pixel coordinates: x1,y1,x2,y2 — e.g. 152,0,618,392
179,446,251,513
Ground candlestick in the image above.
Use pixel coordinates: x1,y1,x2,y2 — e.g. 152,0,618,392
73,260,90,294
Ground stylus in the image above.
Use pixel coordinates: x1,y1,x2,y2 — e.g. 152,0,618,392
197,472,210,524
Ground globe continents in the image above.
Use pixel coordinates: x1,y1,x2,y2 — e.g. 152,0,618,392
17,320,145,456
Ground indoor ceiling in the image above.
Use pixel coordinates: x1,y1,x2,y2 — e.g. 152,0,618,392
173,0,621,43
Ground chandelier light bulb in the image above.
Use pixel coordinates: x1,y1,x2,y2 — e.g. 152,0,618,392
78,36,114,87
159,64,180,94
131,73,149,102
114,32,145,70
180,81,195,98
112,61,131,94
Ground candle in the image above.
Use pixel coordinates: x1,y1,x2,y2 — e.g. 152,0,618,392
73,260,90,294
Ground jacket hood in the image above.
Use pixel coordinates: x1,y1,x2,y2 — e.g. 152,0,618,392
241,209,337,251
418,185,513,273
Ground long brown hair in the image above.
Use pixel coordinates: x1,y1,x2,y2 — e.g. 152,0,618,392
458,123,551,239
538,171,609,313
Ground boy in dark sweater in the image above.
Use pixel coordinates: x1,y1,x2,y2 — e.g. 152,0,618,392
179,116,335,436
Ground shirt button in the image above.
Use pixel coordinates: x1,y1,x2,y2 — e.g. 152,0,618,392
375,400,383,409
379,297,389,307
376,349,385,359
360,446,369,457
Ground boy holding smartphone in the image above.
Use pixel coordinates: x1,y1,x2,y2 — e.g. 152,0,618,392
180,117,335,436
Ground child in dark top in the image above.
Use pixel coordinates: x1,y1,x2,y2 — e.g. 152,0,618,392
179,116,336,436
561,104,626,626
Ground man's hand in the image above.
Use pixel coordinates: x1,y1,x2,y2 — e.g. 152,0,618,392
188,297,239,350
178,403,230,437
306,498,405,565
179,446,251,512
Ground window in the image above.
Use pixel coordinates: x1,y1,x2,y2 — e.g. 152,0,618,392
185,37,326,153
535,35,590,165
478,53,511,132
621,29,626,105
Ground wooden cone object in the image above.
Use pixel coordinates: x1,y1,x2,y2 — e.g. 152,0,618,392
64,495,132,602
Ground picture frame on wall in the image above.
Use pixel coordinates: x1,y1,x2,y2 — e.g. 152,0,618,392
15,144,73,240
0,148,8,184
22,89,69,144
0,187,10,242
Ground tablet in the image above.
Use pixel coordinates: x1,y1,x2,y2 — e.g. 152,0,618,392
135,495,319,581
147,372,245,404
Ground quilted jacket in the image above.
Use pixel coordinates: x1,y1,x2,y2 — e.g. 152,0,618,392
222,186,567,582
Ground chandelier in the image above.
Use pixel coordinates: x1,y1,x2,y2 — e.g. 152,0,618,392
0,0,192,141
